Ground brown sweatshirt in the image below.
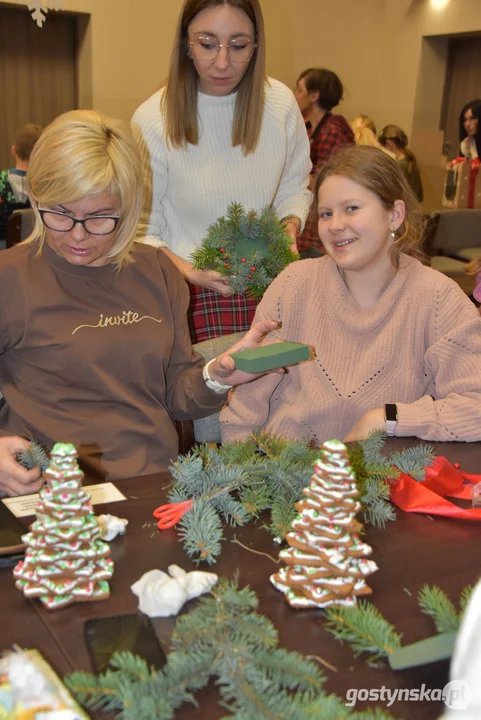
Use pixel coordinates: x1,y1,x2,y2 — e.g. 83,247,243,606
0,242,223,479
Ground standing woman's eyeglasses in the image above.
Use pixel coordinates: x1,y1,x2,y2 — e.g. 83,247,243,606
188,35,257,63
39,209,120,236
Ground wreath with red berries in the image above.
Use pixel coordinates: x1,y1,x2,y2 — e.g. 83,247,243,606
190,202,297,298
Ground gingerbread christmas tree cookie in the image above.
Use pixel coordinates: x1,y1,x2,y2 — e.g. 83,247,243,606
14,443,113,609
271,439,378,609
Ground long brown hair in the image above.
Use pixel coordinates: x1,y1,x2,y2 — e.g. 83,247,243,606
162,0,266,155
314,145,424,265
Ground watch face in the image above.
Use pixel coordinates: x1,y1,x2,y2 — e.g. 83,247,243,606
385,404,397,421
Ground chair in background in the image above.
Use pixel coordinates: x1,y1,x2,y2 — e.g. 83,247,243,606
7,208,35,248
176,331,244,454
424,209,481,295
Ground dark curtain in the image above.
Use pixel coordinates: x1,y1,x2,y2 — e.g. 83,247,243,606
0,4,78,169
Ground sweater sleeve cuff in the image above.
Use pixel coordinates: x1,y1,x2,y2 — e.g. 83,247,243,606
189,368,228,413
394,396,434,437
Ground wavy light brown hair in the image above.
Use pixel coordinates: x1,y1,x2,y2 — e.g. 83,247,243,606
26,110,143,271
13,123,43,161
379,124,418,175
314,145,424,265
162,0,266,155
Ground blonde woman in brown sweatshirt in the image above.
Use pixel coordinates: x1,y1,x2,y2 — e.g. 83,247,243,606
221,145,481,445
0,110,283,495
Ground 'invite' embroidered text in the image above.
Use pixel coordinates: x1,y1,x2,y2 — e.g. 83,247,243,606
72,311,163,335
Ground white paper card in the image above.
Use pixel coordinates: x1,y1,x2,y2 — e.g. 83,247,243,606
2,482,126,518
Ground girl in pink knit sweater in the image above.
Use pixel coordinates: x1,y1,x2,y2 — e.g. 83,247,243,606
467,258,481,311
220,145,481,444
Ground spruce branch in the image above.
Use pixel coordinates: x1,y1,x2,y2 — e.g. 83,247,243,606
390,444,435,481
418,585,460,633
168,433,436,563
324,601,402,663
67,579,396,719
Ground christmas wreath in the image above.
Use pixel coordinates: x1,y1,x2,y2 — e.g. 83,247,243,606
190,202,297,298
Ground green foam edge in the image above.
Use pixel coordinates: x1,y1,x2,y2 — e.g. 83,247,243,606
388,632,457,670
231,341,310,373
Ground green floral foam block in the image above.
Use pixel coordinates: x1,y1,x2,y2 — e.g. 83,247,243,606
388,633,457,670
231,341,311,373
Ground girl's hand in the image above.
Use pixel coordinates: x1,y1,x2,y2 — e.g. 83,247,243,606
188,267,234,296
343,409,386,443
208,321,284,386
0,436,44,497
283,219,301,255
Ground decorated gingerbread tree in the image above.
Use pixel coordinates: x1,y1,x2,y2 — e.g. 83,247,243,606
14,443,113,609
271,439,378,608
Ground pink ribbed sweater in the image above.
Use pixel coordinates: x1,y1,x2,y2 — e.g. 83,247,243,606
220,255,481,444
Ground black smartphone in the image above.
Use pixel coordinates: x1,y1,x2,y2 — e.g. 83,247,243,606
0,500,26,557
84,613,167,674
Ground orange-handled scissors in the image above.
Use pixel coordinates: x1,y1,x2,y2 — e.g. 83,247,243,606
153,499,193,530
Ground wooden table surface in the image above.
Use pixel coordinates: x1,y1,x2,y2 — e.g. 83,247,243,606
1,437,480,719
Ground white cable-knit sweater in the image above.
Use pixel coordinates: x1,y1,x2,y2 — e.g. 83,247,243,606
131,78,312,260
220,255,481,443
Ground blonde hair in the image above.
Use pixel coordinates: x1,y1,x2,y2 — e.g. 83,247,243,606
26,110,143,271
350,114,377,134
353,126,383,149
350,115,387,151
162,0,266,155
314,145,424,264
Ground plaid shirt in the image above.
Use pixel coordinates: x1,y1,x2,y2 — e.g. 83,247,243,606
297,114,355,254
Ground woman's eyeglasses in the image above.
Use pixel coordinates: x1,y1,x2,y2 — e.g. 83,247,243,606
188,35,256,63
39,209,120,236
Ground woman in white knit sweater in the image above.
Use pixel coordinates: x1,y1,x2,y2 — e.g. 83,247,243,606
131,0,311,344
221,145,481,444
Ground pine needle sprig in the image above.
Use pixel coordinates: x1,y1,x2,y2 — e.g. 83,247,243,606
350,710,399,720
358,430,387,464
16,439,50,473
390,444,435,481
177,500,223,565
324,601,403,663
459,584,474,614
418,585,460,633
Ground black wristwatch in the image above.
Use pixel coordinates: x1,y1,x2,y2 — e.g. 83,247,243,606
385,403,398,436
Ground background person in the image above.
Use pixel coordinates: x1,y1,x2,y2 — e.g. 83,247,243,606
0,123,42,247
459,99,481,160
132,0,311,343
220,146,481,445
378,124,424,202
294,67,354,256
350,114,395,157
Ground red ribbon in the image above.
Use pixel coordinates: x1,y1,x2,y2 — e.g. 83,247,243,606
389,456,481,521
